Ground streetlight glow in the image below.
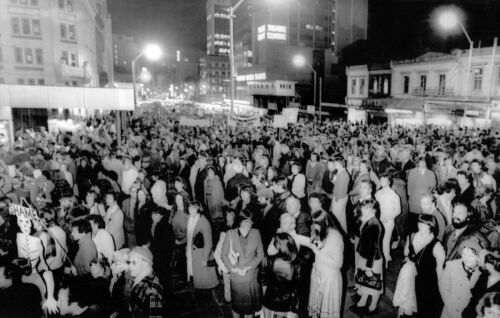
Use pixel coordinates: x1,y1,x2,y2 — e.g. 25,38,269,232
144,44,163,61
438,11,458,30
293,55,306,68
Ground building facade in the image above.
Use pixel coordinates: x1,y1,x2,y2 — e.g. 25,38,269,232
231,0,368,108
346,46,500,127
113,33,139,78
0,0,113,88
207,0,231,56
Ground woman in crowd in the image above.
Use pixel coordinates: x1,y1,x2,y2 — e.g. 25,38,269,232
351,199,384,315
262,232,301,318
85,190,106,217
133,186,154,246
221,209,264,318
305,152,324,194
214,208,238,302
204,166,225,222
109,249,133,318
406,214,445,318
306,209,344,318
186,201,219,303
171,191,190,285
234,184,260,217
436,179,460,225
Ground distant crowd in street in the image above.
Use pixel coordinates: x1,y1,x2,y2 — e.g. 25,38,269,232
1,108,500,318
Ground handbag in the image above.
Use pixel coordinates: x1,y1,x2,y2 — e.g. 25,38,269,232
354,268,382,290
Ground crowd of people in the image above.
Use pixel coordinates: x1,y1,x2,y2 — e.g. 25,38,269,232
1,109,500,318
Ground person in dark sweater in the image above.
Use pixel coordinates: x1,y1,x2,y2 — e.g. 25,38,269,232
0,258,42,318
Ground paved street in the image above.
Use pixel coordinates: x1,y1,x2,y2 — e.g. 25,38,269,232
170,246,405,318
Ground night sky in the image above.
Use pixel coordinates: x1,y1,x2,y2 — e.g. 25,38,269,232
108,0,207,54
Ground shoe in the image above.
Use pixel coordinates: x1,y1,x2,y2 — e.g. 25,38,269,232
349,304,365,314
365,307,379,316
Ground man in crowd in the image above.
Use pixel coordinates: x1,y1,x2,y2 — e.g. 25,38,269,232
407,156,437,232
70,219,98,276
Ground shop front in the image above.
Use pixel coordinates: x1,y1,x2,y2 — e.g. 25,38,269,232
385,98,425,127
424,100,490,128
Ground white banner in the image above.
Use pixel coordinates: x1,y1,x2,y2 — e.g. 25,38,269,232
282,108,299,124
273,115,288,128
9,203,39,221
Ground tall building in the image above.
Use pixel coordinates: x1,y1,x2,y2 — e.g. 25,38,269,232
113,34,139,75
232,0,368,106
0,0,113,87
207,0,231,56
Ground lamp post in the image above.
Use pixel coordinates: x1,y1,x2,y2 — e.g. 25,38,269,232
132,44,162,112
293,54,317,109
438,11,473,100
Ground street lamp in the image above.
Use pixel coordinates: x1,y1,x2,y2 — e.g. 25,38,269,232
293,54,317,108
438,10,473,100
132,44,163,111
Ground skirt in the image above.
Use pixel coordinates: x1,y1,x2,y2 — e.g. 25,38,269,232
355,254,384,296
231,278,263,315
308,263,342,318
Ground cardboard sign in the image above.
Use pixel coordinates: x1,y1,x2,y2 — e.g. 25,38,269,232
179,116,211,127
9,203,39,221
273,115,288,128
282,108,299,124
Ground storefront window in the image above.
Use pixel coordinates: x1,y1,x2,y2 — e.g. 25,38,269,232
473,68,483,91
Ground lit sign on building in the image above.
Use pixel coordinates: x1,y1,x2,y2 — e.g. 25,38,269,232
237,72,267,82
257,25,287,42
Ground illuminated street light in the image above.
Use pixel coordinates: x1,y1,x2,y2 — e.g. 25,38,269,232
437,10,473,100
292,55,307,68
132,44,163,111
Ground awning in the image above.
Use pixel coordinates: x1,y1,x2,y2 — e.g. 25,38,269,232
0,84,134,111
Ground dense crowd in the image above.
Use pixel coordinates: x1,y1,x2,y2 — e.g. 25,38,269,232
1,110,500,318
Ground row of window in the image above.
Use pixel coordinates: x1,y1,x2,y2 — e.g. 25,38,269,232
248,83,293,90
15,47,43,65
10,0,38,6
58,0,74,12
12,17,41,36
11,18,76,42
350,77,366,96
17,78,45,85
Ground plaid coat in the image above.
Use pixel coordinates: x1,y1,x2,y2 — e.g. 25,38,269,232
129,274,164,318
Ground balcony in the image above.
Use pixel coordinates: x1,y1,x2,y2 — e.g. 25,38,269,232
57,63,91,80
412,87,454,97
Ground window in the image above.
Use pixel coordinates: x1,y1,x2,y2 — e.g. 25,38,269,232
403,76,409,94
11,18,20,34
17,78,25,85
15,47,23,63
70,53,77,66
21,18,30,35
37,79,45,85
30,0,38,5
438,74,446,95
351,78,357,95
58,0,65,10
360,78,365,95
473,67,483,91
27,78,35,85
68,25,76,41
71,80,78,86
32,19,41,35
420,75,427,91
35,49,43,65
60,24,67,39
61,51,68,64
24,48,33,64
67,0,73,11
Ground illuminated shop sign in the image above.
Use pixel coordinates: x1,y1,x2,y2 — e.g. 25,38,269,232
257,24,287,42
237,72,267,82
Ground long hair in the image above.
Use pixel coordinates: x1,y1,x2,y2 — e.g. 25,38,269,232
311,209,338,242
264,232,300,281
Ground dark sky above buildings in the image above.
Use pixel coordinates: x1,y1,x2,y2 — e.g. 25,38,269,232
108,0,500,63
108,0,207,53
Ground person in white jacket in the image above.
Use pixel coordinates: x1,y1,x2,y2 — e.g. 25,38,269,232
375,172,401,267
88,214,116,262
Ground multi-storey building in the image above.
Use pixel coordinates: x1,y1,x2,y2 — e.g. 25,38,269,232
231,0,368,108
0,0,113,87
207,0,231,56
113,33,139,77
346,46,500,127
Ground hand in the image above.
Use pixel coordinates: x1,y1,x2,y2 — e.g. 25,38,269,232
70,266,78,276
365,269,373,277
43,297,59,314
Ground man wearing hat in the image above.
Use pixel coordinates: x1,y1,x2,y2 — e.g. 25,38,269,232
129,246,165,318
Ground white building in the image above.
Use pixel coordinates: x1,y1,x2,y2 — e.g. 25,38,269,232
346,46,500,127
0,0,113,87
